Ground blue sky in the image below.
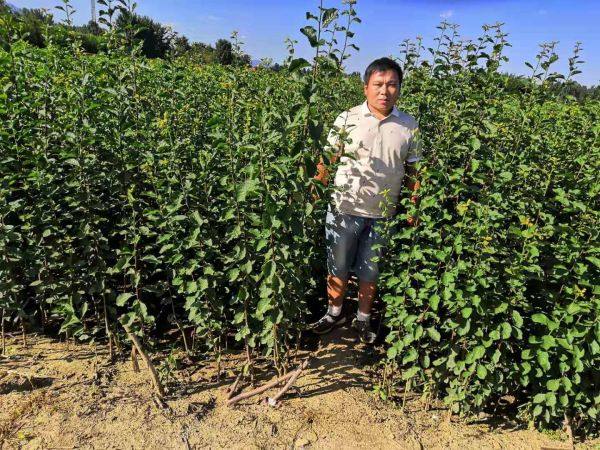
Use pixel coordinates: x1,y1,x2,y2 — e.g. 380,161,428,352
12,0,600,86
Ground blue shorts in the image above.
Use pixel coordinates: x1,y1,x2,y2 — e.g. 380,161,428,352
325,204,390,283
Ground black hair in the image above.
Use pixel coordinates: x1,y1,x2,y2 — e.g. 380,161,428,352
363,57,403,86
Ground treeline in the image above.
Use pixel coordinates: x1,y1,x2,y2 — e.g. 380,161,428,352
0,0,263,67
503,72,600,102
2,1,596,93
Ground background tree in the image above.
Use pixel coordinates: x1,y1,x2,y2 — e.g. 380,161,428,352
14,7,54,48
115,10,173,58
178,41,215,64
82,19,102,36
171,35,191,57
215,38,233,65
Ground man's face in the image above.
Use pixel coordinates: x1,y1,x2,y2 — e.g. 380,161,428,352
363,69,400,115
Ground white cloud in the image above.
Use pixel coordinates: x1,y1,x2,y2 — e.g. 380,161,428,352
440,10,454,19
196,14,222,23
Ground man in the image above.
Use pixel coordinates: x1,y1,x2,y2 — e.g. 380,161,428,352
309,57,422,344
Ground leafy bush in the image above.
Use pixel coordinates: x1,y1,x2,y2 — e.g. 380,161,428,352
378,24,599,434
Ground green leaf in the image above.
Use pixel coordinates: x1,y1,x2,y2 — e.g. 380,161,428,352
547,379,560,392
545,393,557,407
500,322,512,339
512,310,523,327
228,268,240,282
198,278,209,292
531,313,548,325
402,366,419,380
429,294,440,311
537,350,551,371
585,256,600,268
256,297,272,315
387,346,397,359
300,25,319,47
116,293,134,307
469,137,481,151
186,281,198,294
427,327,441,342
289,58,310,72
476,364,487,380
236,178,260,202
469,345,486,362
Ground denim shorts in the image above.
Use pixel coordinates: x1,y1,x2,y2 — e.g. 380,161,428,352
325,204,390,283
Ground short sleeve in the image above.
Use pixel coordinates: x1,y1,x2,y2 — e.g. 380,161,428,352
326,112,349,154
406,127,423,163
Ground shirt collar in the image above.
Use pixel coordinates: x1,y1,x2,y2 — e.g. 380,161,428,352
361,101,400,119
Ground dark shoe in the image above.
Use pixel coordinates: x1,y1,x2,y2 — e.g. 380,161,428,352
308,311,347,335
352,317,377,344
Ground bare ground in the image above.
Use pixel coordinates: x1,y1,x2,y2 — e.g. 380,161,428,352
1,328,598,450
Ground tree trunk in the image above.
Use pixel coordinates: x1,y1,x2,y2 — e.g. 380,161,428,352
123,325,165,398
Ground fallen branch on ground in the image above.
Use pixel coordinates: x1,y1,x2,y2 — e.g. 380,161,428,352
226,371,295,407
267,359,309,407
227,358,310,407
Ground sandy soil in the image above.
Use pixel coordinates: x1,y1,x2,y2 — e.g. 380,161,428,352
1,328,598,450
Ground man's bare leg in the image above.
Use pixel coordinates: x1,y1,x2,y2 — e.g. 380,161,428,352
358,281,376,314
327,274,347,307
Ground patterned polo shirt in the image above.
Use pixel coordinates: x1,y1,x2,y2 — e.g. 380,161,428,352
327,101,423,218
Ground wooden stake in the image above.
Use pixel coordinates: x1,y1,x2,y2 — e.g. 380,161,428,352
123,325,165,399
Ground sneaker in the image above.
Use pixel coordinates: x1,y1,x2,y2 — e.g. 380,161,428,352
308,310,347,335
352,317,377,344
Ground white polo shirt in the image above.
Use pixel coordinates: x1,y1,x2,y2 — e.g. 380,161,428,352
327,101,423,218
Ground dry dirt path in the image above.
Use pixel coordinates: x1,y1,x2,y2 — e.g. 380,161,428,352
0,330,597,450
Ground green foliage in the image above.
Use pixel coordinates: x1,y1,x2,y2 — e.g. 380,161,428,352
0,0,359,370
378,24,599,435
